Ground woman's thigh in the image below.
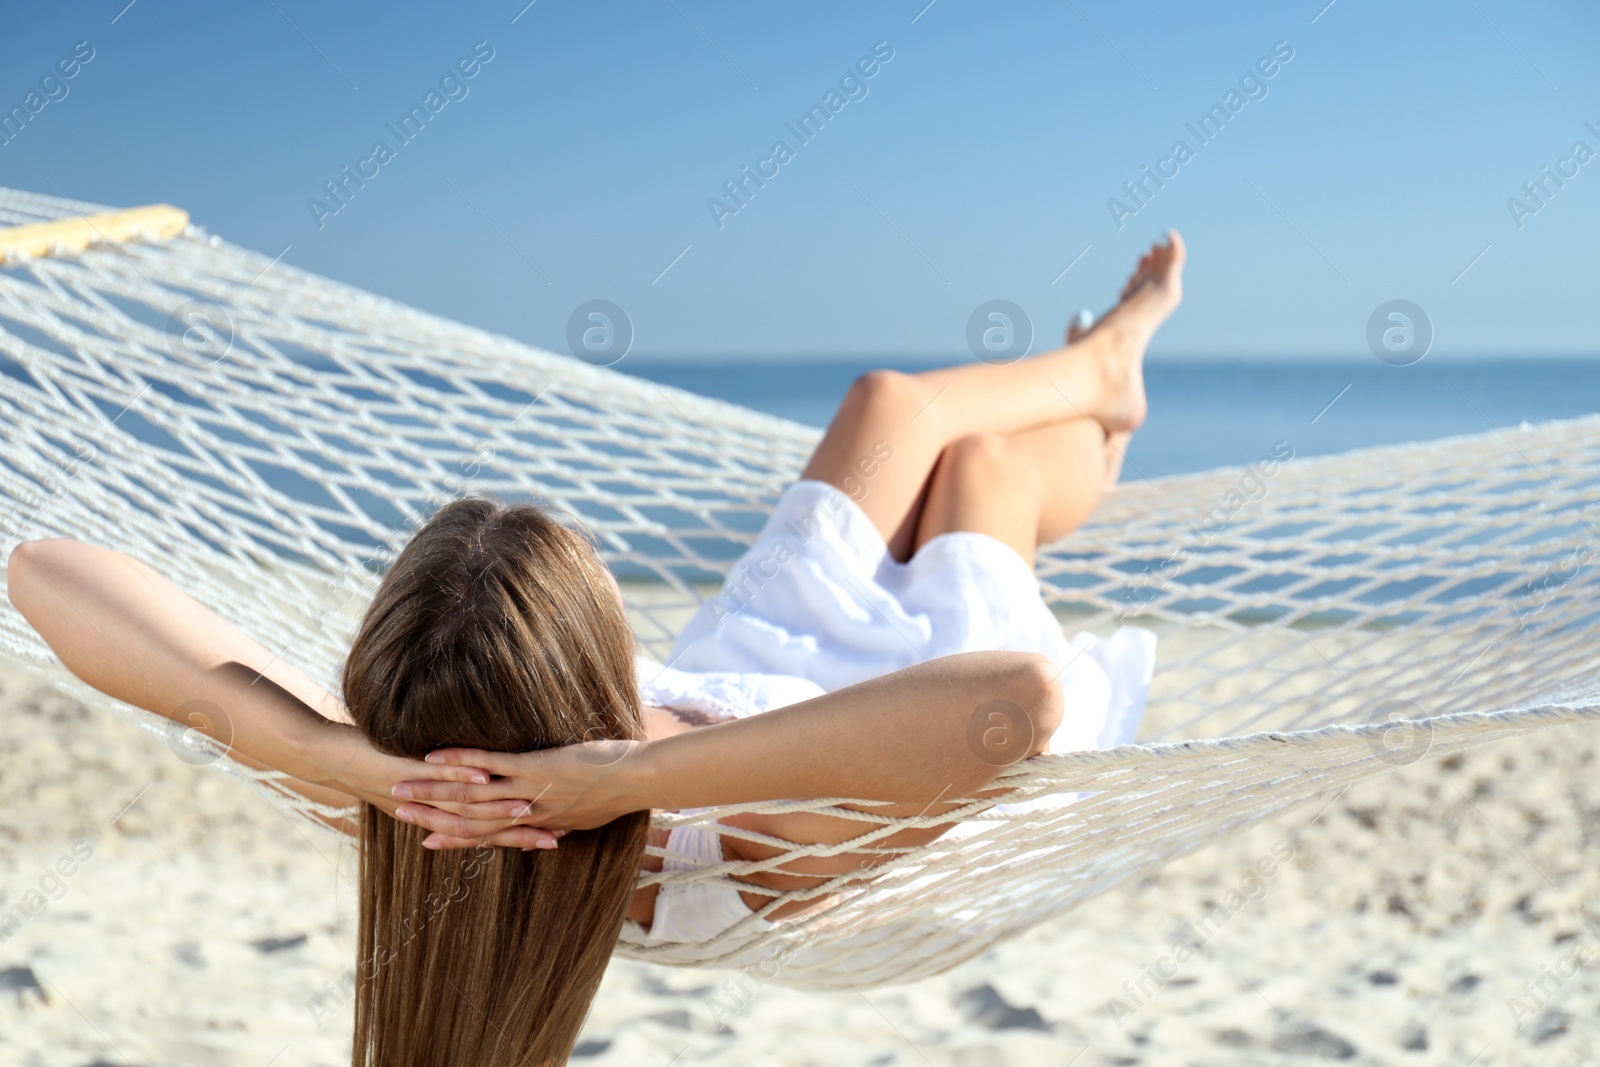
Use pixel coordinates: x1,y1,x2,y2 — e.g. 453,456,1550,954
799,370,953,559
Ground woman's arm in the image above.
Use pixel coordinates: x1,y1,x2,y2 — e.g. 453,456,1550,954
5,539,514,832
392,650,1063,845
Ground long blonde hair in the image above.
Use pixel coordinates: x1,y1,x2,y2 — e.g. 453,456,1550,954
342,497,648,1065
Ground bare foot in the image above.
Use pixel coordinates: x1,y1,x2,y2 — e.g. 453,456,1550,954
1066,308,1095,345
1065,314,1133,489
1114,230,1186,322
1067,230,1185,435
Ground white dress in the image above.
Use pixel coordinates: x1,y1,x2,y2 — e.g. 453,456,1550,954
621,479,1156,947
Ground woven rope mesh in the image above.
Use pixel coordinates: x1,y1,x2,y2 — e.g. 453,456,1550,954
1,186,1597,989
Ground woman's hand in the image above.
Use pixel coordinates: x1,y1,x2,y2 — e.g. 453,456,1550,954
389,739,654,850
390,650,1060,851
311,722,566,850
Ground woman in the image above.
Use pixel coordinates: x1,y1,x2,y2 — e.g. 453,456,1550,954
7,233,1184,1064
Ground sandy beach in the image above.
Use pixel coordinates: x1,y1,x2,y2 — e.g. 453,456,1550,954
2,656,1596,1067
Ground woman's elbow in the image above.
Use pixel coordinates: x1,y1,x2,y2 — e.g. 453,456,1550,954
1006,654,1063,756
7,538,93,616
8,538,52,610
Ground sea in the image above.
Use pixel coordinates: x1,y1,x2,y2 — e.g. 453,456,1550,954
619,357,1600,480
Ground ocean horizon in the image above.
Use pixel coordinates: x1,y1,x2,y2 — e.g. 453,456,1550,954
619,356,1600,480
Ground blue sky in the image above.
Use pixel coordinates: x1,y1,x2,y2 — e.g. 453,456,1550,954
3,0,1596,360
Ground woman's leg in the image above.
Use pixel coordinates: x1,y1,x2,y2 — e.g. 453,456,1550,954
1068,309,1134,492
912,418,1109,568
800,232,1183,559
887,300,1139,559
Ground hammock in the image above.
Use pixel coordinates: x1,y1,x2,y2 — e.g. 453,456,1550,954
1,187,1596,992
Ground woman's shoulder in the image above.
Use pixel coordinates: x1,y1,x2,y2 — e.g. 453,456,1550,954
635,654,824,720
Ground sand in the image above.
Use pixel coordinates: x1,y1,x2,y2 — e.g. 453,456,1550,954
2,659,1597,1066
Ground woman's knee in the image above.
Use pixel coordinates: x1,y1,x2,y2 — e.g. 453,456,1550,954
917,433,1043,560
842,370,935,426
939,433,1033,493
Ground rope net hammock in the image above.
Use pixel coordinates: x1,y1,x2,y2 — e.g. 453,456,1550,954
0,186,1596,991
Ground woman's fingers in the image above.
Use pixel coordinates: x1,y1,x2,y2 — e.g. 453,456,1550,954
423,827,557,851
394,802,553,839
390,777,529,803
380,754,492,789
413,827,562,850
421,763,492,785
423,798,543,820
420,833,480,851
393,803,488,838
386,794,564,849
425,747,531,776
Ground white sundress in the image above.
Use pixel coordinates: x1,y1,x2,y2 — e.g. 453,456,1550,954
619,478,1156,948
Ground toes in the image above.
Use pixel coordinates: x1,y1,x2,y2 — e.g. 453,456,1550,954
1165,229,1187,268
1066,309,1094,343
